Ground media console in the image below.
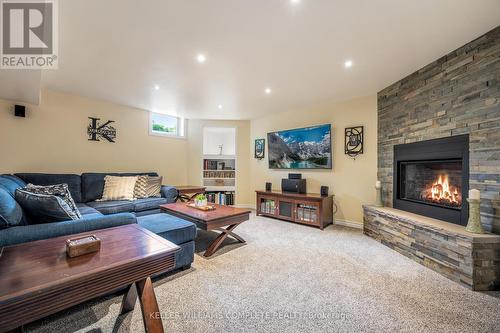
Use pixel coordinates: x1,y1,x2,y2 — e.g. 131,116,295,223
255,190,333,230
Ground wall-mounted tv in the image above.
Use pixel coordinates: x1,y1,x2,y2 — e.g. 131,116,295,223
267,124,332,169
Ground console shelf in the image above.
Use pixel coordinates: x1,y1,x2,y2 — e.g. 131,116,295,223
255,190,333,230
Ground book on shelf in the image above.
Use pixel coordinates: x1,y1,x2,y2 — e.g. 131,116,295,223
206,191,235,206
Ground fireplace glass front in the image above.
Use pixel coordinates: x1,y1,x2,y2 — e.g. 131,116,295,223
399,159,463,210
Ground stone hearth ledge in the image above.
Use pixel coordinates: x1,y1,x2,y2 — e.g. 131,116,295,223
363,205,500,291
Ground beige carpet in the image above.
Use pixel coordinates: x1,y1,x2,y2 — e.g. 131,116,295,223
26,213,500,333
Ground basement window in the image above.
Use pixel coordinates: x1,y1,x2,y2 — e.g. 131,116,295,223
149,112,186,138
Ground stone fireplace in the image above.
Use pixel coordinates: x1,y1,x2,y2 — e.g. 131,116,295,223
393,135,469,225
365,26,500,291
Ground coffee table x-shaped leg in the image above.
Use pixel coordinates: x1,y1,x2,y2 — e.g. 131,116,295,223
204,224,246,257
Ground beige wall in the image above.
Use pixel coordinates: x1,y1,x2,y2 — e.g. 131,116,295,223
249,96,377,225
0,89,188,185
0,89,376,222
186,119,251,206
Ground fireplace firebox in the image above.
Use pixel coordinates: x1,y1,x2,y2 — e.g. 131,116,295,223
393,135,469,225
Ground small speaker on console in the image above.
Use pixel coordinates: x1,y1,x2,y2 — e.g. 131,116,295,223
265,182,272,191
14,105,26,118
320,186,329,197
288,173,302,179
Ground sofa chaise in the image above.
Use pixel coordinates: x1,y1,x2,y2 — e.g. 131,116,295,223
0,172,196,271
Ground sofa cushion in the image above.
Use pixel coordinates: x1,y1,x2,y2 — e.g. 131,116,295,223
86,200,135,215
138,213,197,245
76,203,103,217
15,173,82,203
134,197,168,212
15,189,80,224
100,176,138,201
25,183,82,219
81,172,158,203
0,188,24,228
0,175,26,197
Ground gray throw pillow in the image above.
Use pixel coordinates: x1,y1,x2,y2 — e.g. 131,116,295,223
145,176,162,198
15,189,81,224
134,176,162,198
25,183,82,219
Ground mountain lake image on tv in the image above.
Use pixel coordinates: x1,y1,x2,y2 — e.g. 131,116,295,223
267,124,332,169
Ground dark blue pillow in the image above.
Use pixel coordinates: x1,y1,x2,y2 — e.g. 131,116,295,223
0,188,23,229
15,189,79,224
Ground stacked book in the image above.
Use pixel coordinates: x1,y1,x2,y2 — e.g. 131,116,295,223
206,192,235,205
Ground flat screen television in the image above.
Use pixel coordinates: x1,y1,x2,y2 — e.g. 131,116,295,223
267,124,332,169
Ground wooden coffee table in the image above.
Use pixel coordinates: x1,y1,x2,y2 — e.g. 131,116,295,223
0,224,179,333
160,203,250,257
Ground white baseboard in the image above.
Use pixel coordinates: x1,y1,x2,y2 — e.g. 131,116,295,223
334,219,363,230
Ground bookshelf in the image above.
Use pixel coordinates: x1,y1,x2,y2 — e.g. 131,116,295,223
202,127,237,206
203,156,236,205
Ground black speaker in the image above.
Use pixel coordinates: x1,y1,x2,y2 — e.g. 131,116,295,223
281,178,306,194
288,173,302,179
320,186,329,196
14,105,25,117
265,182,272,191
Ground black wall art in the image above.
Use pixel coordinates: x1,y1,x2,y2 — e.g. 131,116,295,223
255,139,265,159
87,117,117,143
345,126,364,158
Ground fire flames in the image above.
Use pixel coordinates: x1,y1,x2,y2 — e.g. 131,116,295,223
423,174,461,207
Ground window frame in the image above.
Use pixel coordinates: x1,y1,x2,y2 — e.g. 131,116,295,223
148,112,186,139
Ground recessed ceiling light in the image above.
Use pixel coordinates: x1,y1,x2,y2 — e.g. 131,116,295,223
197,54,207,63
218,104,223,109
291,0,301,4
154,85,160,90
344,60,353,68
265,88,272,95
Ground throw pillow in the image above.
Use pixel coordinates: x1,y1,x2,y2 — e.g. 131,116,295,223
144,176,162,198
134,175,149,199
0,188,24,229
15,189,80,224
100,176,138,201
25,183,82,219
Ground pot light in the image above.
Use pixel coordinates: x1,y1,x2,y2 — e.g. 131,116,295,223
344,60,353,68
197,54,207,63
154,85,160,90
218,104,223,109
265,88,272,95
291,0,301,4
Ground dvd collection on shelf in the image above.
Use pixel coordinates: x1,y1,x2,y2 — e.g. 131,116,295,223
206,192,235,205
297,204,318,222
203,171,235,178
260,199,276,214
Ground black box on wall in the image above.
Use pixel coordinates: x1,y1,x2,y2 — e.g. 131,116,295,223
14,105,26,117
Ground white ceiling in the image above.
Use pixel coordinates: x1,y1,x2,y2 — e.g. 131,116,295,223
28,0,500,119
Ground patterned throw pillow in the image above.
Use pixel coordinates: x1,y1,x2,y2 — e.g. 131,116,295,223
25,183,82,219
145,176,162,198
100,176,138,201
134,175,149,199
15,189,80,223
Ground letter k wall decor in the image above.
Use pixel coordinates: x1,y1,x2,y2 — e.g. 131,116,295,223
87,117,117,143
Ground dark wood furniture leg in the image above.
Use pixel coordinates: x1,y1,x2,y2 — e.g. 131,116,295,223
204,224,245,257
136,277,164,333
120,283,138,315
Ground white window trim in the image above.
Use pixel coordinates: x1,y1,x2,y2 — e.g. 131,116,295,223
149,112,187,139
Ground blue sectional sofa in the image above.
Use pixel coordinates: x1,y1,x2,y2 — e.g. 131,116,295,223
0,172,196,271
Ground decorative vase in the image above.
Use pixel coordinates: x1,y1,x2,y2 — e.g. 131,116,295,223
465,198,485,234
375,186,383,207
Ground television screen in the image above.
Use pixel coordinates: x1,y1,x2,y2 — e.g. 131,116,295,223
267,124,332,169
